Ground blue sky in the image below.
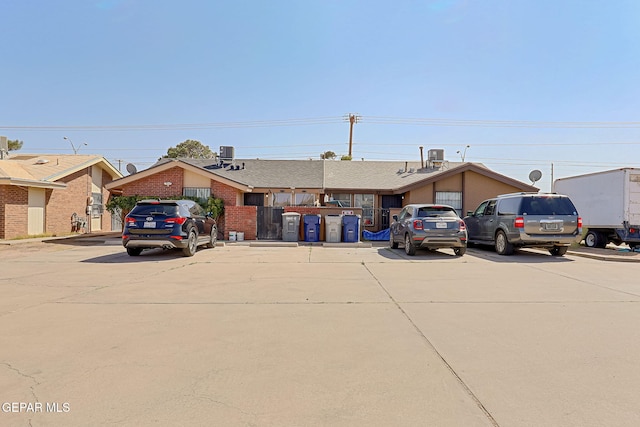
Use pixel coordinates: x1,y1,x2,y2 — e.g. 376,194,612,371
2,0,640,191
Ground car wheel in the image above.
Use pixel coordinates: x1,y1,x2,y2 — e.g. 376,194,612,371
390,232,398,249
549,246,568,256
182,229,197,257
495,230,514,255
126,247,142,256
206,226,217,249
584,230,605,248
404,234,416,256
454,246,466,256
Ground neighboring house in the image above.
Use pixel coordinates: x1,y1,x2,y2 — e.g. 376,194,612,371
106,155,537,240
0,154,123,239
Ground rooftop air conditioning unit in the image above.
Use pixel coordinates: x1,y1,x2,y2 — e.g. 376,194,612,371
428,149,445,162
220,146,235,162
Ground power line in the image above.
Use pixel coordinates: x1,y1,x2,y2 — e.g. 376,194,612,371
5,115,640,132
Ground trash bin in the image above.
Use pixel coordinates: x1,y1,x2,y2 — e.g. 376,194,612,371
303,214,321,242
325,214,343,243
342,214,361,242
282,212,301,242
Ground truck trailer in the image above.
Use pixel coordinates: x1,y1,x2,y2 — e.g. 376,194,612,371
554,168,640,249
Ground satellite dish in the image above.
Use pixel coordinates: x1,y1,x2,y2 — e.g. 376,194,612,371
126,163,138,175
529,169,542,184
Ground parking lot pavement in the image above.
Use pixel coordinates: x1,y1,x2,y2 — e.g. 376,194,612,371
2,239,640,426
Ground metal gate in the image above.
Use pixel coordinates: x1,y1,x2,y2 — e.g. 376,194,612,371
257,207,283,240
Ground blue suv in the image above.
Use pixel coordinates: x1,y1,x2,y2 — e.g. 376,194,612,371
122,199,217,257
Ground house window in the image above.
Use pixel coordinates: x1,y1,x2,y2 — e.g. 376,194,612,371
91,192,103,218
295,192,316,206
183,187,211,200
354,193,375,226
272,192,292,207
330,194,351,207
435,191,463,216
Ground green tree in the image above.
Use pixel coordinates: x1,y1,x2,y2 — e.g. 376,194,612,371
162,139,216,159
340,155,352,161
320,151,337,160
8,139,23,150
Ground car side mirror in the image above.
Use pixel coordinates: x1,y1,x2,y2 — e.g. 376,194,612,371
392,215,398,221
467,211,474,217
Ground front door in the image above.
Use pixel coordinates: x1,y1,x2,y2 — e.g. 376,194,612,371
28,188,46,235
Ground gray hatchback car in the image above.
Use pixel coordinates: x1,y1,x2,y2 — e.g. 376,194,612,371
390,204,468,256
463,193,582,256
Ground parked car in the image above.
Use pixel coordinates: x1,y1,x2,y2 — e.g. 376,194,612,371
122,199,217,257
463,193,582,256
390,204,468,256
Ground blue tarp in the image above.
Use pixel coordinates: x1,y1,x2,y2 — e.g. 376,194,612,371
363,228,390,241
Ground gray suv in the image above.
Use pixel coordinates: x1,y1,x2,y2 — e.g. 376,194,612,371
463,193,582,256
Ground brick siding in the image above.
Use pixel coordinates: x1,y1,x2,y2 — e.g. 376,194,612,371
0,186,28,239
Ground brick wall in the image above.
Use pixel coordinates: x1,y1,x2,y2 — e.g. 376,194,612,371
224,206,257,240
121,167,185,198
211,180,238,207
0,185,28,239
46,169,90,235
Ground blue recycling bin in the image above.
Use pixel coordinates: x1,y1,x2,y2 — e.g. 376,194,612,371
342,214,360,242
303,214,321,242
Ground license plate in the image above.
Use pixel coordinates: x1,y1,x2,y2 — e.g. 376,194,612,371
143,221,156,228
436,222,447,229
544,223,559,230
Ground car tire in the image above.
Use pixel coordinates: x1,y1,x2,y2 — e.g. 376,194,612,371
126,247,142,256
585,230,606,248
549,246,568,256
182,229,197,257
495,230,514,255
206,227,217,249
390,233,398,249
454,246,466,256
404,234,416,256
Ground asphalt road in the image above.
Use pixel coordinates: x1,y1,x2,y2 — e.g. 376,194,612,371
1,237,640,426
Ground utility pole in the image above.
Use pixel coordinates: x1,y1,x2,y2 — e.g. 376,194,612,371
345,113,361,158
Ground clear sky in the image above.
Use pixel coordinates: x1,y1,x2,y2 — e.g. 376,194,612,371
2,0,639,192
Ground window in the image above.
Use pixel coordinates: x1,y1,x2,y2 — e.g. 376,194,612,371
330,194,351,207
354,193,374,226
183,187,211,200
295,193,316,206
435,191,462,216
272,192,292,207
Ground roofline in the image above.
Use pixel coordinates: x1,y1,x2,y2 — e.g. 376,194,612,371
43,157,123,181
394,163,538,193
0,177,68,189
105,159,252,192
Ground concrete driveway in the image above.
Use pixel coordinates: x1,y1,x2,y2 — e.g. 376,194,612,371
1,237,640,426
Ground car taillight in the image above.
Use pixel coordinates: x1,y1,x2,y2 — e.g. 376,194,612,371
459,220,466,231
165,217,187,225
514,217,525,228
125,217,136,224
578,217,583,229
413,220,424,230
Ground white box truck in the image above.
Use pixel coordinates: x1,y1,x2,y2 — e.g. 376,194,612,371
554,168,640,249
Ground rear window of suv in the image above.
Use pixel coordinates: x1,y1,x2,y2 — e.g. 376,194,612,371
416,206,458,218
520,196,577,215
130,204,179,216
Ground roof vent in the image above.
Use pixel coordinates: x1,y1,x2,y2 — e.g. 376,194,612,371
35,159,50,165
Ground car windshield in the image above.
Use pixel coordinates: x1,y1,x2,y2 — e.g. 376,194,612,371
416,207,458,218
521,197,577,215
130,204,179,216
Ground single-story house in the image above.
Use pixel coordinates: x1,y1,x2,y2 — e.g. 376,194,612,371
106,154,537,240
0,154,123,239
